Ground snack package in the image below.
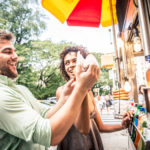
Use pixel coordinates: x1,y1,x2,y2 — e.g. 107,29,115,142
76,51,99,72
85,54,99,66
76,51,86,67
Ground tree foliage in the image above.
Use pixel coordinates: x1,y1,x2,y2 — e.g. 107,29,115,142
0,0,46,44
92,52,113,95
0,0,113,99
16,39,73,99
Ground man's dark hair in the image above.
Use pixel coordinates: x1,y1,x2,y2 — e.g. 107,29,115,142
59,46,88,81
0,30,14,42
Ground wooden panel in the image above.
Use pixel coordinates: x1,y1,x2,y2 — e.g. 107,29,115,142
123,0,138,41
124,0,137,30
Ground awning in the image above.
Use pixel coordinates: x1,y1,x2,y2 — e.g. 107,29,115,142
41,0,80,23
41,0,120,85
66,0,102,27
101,0,117,27
42,0,118,27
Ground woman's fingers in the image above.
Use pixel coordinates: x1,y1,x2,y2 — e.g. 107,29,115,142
64,79,74,89
123,112,131,121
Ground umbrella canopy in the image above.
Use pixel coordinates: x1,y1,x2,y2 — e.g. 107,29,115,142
66,0,102,27
101,0,117,27
42,0,80,23
42,0,117,27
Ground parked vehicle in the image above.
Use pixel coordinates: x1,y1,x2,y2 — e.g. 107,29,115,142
38,100,50,108
47,97,57,105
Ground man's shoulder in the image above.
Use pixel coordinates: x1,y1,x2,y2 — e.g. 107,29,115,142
0,83,13,94
16,84,28,90
17,84,33,93
0,83,30,97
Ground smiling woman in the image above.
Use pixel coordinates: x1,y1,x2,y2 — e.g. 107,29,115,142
56,46,105,150
55,45,132,150
59,46,88,81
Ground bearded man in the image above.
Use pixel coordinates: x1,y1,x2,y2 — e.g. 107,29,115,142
0,30,100,150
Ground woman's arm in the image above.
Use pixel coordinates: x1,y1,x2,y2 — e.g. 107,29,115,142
89,92,125,133
94,101,131,132
94,107,123,132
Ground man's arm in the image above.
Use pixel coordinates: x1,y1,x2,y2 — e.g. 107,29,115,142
46,80,74,119
53,85,90,135
45,97,66,119
49,64,100,145
74,94,90,134
49,85,87,145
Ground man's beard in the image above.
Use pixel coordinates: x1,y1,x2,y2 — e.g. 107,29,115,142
0,66,18,79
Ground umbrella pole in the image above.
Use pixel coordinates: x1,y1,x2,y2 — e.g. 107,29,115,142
109,0,121,114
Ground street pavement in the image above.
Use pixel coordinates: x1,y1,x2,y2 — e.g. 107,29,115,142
100,107,131,150
49,106,134,150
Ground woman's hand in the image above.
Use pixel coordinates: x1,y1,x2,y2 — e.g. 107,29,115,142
60,79,75,100
121,111,133,129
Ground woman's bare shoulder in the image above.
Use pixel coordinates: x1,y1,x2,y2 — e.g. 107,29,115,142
89,91,95,100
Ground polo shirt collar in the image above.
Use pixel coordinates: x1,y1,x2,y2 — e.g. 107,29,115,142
0,75,15,86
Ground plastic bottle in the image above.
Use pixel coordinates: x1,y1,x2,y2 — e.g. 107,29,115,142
137,137,145,150
134,131,140,148
131,104,141,142
128,102,135,137
135,108,145,148
130,102,135,111
131,124,136,142
142,119,147,139
134,105,142,126
145,113,150,140
138,107,145,131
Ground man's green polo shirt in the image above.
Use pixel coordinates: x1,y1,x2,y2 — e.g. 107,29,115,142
0,75,51,150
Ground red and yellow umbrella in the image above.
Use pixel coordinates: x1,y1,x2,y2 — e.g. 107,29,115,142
42,0,118,70
42,0,118,27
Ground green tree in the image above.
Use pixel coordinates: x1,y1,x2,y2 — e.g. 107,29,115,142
16,39,73,99
92,52,113,95
0,0,46,44
0,0,113,98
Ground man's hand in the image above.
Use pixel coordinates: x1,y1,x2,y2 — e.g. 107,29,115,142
76,63,100,92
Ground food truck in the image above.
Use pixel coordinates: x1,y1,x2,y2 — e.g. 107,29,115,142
115,0,150,149
42,0,150,149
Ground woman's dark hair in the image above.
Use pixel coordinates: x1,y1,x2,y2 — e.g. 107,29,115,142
59,46,88,81
139,85,146,94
